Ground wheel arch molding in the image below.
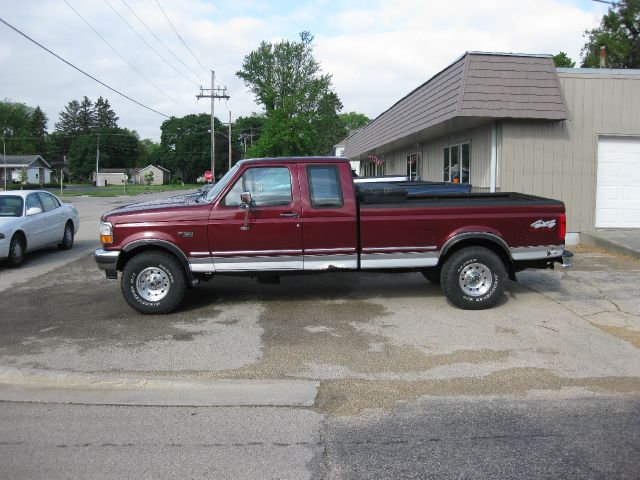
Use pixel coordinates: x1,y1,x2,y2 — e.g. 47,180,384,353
118,239,193,281
439,232,515,280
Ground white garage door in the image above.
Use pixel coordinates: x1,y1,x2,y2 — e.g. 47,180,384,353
595,136,640,228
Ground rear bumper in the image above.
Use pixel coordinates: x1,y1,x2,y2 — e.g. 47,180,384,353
94,248,119,278
560,250,573,269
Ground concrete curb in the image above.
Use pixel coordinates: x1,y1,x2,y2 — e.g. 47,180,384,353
581,231,640,260
0,367,319,407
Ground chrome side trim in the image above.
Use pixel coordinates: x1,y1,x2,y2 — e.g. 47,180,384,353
304,247,356,254
511,245,565,261
363,246,437,252
188,257,215,273
210,249,302,256
303,254,358,270
214,255,303,272
361,252,439,269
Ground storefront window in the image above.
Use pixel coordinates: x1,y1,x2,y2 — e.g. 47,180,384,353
443,142,470,183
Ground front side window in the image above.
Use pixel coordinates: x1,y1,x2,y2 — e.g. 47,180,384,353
307,165,343,208
26,194,42,212
443,142,470,184
223,167,292,207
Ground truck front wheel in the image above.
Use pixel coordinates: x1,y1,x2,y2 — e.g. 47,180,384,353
441,247,506,310
121,251,186,314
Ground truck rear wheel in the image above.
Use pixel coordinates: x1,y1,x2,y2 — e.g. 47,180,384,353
121,251,186,314
441,247,506,310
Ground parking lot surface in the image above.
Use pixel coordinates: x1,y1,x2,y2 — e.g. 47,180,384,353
0,195,639,478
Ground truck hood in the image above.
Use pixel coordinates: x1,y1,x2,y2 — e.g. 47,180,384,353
103,194,203,218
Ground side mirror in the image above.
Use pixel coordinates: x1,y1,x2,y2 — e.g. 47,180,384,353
240,192,252,209
27,206,42,216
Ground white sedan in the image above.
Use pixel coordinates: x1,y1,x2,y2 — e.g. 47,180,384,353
0,190,79,267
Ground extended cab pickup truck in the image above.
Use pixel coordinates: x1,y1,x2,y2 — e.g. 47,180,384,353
94,157,572,314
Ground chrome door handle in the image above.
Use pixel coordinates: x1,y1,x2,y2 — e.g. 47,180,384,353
280,212,299,218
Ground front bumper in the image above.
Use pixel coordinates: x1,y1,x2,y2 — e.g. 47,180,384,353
94,248,120,278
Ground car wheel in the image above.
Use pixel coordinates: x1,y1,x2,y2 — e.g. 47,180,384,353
441,247,506,310
58,221,74,250
421,269,441,284
7,234,25,268
121,251,186,314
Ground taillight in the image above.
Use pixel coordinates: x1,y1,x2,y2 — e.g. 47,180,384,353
558,214,566,242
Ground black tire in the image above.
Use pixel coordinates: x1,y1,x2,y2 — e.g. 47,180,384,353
58,221,74,250
7,234,25,267
421,269,441,284
120,251,186,314
441,247,506,310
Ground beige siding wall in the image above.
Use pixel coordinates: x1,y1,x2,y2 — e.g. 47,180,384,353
368,124,493,188
138,166,164,185
499,72,640,232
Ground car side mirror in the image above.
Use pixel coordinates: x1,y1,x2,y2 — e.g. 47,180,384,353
26,206,42,216
240,192,252,231
240,192,252,209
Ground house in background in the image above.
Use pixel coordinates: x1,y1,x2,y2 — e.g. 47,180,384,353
95,168,128,187
134,165,170,185
0,155,51,186
344,51,640,242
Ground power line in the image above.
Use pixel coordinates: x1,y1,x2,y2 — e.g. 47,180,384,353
0,16,169,118
153,0,209,74
103,0,200,88
64,0,196,114
119,0,207,84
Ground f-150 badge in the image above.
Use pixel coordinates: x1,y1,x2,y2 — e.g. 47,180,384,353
530,219,556,229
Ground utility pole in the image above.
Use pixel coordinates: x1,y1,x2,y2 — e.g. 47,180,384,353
228,109,232,170
3,137,6,191
95,134,100,186
196,70,229,179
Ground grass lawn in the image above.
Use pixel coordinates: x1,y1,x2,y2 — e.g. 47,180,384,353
57,184,198,197
64,184,200,197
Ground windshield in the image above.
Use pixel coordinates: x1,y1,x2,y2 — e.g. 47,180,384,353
204,164,241,202
0,196,24,217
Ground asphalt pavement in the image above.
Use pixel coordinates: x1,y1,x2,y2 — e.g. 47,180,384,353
0,194,639,478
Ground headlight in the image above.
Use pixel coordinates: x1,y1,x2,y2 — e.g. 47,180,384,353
100,221,113,244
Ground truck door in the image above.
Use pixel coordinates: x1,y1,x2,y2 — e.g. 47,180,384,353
208,164,303,271
300,163,358,270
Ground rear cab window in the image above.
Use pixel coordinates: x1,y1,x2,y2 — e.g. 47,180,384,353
306,165,343,208
223,166,293,207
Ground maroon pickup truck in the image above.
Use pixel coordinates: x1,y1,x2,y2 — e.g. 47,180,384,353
95,157,571,314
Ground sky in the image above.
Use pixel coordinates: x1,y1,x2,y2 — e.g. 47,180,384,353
0,0,610,142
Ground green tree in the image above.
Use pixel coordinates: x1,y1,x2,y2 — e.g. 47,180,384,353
94,96,118,129
144,170,155,186
77,96,95,133
159,113,230,181
18,167,28,184
29,106,48,153
581,0,640,68
55,99,81,135
233,114,264,157
339,111,370,131
0,99,37,154
236,31,345,157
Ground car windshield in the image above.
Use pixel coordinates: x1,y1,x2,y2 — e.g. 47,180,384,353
204,164,241,202
0,196,24,217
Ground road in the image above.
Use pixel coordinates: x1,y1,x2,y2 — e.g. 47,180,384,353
0,194,639,478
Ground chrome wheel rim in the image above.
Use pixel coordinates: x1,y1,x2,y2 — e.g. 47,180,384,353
136,267,170,302
459,262,492,297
